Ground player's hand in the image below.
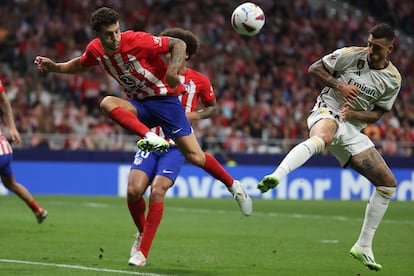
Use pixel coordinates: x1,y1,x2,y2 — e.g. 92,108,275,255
9,128,21,144
340,102,351,121
34,56,55,73
165,73,180,88
336,83,359,102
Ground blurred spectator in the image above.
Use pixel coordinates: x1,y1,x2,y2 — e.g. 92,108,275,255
0,0,412,155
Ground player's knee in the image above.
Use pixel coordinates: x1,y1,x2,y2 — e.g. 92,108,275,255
185,152,205,167
376,185,396,199
150,190,165,202
386,175,398,188
127,184,142,199
2,180,14,190
99,96,116,113
99,96,109,110
302,136,326,155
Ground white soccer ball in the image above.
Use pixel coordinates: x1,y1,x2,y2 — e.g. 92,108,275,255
231,2,265,36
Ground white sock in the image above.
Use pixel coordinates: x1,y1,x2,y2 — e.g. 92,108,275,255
355,186,395,249
270,136,325,180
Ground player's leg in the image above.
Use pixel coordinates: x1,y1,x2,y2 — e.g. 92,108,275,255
127,168,149,256
258,117,335,193
174,134,252,216
1,174,47,223
130,175,172,267
101,96,147,136
101,96,169,151
129,147,183,267
348,147,396,271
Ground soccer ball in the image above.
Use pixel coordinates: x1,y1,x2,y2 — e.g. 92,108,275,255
231,2,265,36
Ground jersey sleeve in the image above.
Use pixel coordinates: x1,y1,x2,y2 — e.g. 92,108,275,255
376,89,399,111
198,74,216,104
321,47,356,75
134,32,170,55
376,78,401,111
0,80,4,94
80,41,100,67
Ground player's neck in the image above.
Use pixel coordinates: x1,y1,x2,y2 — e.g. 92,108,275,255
369,59,389,70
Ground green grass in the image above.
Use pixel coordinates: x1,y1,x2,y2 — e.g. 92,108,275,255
0,196,413,276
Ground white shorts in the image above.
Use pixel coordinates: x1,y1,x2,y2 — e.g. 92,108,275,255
307,107,374,167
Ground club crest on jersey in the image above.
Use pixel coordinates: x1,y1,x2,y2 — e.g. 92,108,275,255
124,61,135,72
153,36,162,46
357,59,365,69
183,83,191,92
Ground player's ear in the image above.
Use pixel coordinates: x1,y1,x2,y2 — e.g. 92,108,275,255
387,44,394,54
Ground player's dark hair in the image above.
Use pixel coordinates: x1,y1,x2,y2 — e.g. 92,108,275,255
160,28,200,60
90,7,120,32
369,23,395,43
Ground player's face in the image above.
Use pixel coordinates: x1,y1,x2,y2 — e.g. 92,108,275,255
367,35,393,69
96,22,121,53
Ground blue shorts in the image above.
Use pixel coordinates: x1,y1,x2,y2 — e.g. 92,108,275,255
0,153,13,177
131,146,185,182
129,96,192,139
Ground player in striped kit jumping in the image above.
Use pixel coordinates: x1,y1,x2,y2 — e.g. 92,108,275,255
0,80,48,224
34,7,251,219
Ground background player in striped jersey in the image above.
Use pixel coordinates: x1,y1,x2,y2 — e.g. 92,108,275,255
0,80,48,224
34,7,252,217
127,27,227,267
258,23,401,271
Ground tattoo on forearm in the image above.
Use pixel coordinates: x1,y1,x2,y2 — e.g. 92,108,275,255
311,65,339,89
327,77,340,89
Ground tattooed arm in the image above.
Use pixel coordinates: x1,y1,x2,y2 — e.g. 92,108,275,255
165,37,186,88
341,102,386,124
308,59,359,102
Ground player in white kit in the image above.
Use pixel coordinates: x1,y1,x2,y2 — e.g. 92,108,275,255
258,23,401,271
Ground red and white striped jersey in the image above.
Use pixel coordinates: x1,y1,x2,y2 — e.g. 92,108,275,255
80,31,185,100
152,68,216,141
0,81,12,154
0,135,12,155
0,81,4,138
178,68,215,112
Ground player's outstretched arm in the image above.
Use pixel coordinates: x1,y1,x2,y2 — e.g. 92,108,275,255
34,56,89,74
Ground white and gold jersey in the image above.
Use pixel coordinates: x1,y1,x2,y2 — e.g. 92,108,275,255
313,46,401,130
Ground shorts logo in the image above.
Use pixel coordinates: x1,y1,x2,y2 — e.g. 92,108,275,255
133,157,143,165
162,169,173,174
172,128,182,134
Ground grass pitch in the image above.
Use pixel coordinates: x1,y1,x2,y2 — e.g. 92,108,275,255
0,196,413,275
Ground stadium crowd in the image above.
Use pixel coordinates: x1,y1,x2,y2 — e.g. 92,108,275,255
0,0,413,156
